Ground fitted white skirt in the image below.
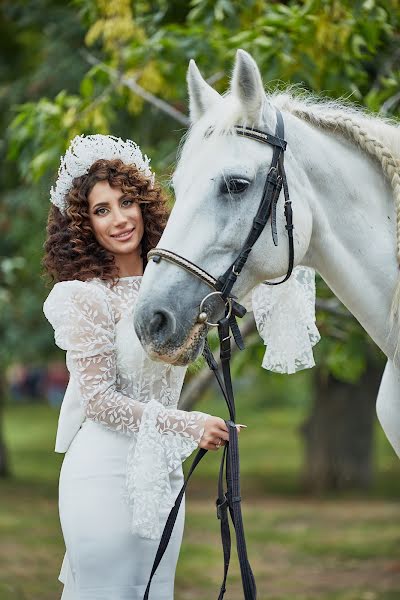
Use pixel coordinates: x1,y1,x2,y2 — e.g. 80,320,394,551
58,419,185,600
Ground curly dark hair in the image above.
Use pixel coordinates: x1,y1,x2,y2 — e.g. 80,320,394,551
42,158,170,287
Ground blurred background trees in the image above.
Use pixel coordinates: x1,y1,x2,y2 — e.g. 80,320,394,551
1,0,399,488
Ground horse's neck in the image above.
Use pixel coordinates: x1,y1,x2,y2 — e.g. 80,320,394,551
291,113,398,358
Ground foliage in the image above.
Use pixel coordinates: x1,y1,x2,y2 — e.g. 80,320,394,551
313,276,386,384
1,0,399,378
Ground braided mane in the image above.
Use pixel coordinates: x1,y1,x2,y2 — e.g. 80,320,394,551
272,91,400,328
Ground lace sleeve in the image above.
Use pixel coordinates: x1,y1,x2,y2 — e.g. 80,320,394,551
250,266,320,374
43,280,209,538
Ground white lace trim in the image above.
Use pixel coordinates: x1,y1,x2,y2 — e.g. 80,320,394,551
123,399,205,539
251,266,320,374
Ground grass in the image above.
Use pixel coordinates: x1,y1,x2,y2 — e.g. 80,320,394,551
187,380,400,499
1,389,400,599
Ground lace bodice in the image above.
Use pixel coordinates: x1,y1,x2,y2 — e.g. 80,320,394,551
43,276,209,539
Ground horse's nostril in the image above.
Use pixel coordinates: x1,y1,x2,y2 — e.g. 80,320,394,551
149,311,165,335
148,309,175,339
135,304,177,348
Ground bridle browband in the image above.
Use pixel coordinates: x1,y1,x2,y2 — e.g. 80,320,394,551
143,109,293,600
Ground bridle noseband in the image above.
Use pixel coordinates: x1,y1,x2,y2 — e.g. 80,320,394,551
143,109,293,600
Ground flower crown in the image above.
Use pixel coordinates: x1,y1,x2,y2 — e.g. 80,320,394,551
50,134,155,214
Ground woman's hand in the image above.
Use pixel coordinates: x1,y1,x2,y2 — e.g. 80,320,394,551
198,416,246,451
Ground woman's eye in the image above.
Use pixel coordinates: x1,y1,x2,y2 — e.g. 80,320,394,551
95,207,108,215
221,178,250,194
95,199,134,215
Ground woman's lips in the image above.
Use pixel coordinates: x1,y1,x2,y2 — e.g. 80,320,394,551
111,227,135,241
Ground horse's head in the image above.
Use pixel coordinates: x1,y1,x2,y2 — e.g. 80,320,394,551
135,49,313,364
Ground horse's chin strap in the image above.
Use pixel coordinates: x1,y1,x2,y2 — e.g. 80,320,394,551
148,248,247,350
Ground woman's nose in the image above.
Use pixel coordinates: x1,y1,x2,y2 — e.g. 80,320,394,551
112,207,128,225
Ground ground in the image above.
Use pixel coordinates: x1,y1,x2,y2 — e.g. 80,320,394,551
1,399,400,599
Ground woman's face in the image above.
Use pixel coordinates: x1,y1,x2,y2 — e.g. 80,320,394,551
88,180,144,264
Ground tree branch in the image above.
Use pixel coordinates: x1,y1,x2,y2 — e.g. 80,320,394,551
380,91,400,115
81,50,190,126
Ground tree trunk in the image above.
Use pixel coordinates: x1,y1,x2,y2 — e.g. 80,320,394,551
300,362,383,493
0,368,10,478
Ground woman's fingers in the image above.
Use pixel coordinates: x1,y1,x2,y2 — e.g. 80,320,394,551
218,430,230,442
218,419,229,433
199,416,247,450
213,423,247,442
208,439,225,450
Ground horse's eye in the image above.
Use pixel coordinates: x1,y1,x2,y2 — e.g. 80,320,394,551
222,178,250,194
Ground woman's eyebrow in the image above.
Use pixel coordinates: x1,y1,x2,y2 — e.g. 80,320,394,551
92,194,126,210
92,200,110,209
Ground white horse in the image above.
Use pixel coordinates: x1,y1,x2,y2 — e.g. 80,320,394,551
134,49,400,458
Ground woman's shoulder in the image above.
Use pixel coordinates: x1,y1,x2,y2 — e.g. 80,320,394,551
43,278,111,328
44,278,108,302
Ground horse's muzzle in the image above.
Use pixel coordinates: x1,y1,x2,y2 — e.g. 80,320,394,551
134,301,208,365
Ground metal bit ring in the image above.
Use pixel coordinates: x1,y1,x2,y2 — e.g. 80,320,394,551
198,291,232,327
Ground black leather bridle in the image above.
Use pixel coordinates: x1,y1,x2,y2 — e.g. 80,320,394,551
143,109,293,600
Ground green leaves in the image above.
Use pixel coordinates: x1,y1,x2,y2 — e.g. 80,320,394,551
313,276,386,384
8,93,77,182
1,0,399,377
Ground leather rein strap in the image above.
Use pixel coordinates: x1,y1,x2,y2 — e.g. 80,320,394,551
143,109,292,600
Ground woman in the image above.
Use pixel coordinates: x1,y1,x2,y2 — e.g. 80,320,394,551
42,134,241,599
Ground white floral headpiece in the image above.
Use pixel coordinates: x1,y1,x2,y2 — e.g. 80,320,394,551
50,134,155,214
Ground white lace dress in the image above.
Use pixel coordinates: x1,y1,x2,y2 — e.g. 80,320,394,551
43,275,209,600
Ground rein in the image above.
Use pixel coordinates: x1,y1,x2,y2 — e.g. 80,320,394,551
143,109,293,600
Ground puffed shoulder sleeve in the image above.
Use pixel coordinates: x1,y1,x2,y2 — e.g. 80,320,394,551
43,280,114,358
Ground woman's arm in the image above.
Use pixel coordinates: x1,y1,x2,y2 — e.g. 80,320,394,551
44,280,209,444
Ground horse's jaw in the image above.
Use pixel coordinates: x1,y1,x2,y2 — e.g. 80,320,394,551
138,320,207,366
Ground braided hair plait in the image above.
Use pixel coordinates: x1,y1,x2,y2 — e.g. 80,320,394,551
289,106,400,333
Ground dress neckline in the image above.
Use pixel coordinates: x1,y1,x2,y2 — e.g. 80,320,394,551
118,275,143,280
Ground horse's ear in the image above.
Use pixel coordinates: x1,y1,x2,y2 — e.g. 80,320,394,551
230,49,265,123
187,59,222,123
